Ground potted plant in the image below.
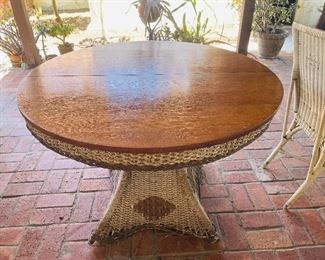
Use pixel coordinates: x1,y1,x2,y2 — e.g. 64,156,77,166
133,0,221,44
0,18,24,67
253,0,296,58
47,22,75,55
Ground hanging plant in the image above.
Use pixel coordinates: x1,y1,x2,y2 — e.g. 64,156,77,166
135,0,164,24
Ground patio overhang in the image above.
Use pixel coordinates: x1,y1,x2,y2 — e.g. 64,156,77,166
9,0,325,68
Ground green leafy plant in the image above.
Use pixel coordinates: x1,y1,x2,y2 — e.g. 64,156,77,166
163,0,213,44
133,0,220,44
253,0,296,34
47,22,75,45
230,0,296,34
0,18,23,56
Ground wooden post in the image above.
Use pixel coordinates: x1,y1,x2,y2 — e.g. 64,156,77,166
10,0,42,67
237,0,255,55
317,3,325,30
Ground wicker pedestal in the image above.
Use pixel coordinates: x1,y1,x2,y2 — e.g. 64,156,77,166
26,123,270,244
89,167,218,244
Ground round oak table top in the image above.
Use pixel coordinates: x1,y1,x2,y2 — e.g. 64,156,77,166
17,41,283,169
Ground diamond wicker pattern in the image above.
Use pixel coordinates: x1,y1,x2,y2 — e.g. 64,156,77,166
90,168,218,244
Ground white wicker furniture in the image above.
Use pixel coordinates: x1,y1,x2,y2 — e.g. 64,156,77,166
263,22,325,209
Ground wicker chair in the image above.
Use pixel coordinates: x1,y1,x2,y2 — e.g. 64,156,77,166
263,22,325,209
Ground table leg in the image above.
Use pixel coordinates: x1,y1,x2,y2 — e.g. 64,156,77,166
89,167,219,244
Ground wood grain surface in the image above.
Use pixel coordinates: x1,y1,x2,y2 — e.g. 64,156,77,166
17,41,283,153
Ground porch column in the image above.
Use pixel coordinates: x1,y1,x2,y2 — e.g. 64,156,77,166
237,0,255,55
10,0,42,67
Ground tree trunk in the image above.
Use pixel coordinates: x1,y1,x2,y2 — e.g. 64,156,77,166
51,0,62,24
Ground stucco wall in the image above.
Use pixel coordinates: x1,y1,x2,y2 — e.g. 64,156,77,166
33,0,89,12
295,0,324,27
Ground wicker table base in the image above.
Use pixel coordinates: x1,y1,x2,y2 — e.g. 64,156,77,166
89,167,219,244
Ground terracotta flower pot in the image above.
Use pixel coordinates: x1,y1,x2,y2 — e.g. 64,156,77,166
138,0,161,24
257,29,289,59
58,43,74,55
8,53,23,67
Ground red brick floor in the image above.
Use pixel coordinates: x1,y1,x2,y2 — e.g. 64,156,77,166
0,53,324,260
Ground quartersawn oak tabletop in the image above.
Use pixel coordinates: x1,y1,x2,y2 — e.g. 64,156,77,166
17,41,283,153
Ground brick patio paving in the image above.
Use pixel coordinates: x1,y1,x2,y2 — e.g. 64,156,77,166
0,53,324,259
